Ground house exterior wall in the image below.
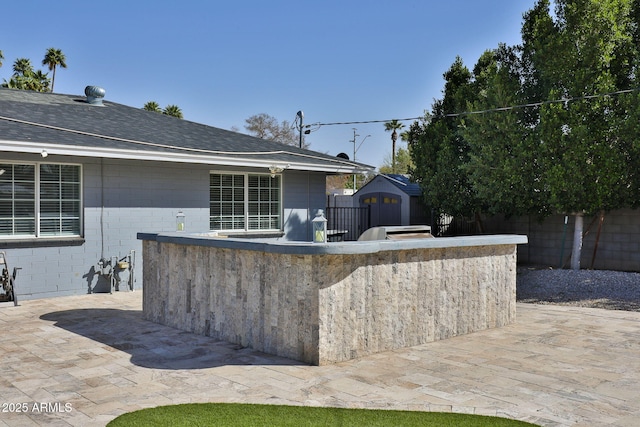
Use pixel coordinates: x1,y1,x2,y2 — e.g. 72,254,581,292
1,154,326,300
484,209,640,271
282,170,327,241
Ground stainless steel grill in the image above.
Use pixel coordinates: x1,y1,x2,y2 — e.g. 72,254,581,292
357,225,433,241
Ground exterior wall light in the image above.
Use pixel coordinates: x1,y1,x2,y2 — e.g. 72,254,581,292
176,210,185,232
312,209,328,243
269,165,284,178
268,164,290,178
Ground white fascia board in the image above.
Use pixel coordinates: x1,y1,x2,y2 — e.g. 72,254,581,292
0,140,371,174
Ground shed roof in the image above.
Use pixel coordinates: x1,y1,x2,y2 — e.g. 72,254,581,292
0,88,372,174
369,174,423,197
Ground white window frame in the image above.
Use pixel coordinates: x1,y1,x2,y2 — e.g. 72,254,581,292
210,171,282,232
0,161,83,238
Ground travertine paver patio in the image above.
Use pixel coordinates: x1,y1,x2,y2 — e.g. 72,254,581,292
1,291,639,426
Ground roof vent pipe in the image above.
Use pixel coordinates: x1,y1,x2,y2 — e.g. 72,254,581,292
85,85,106,106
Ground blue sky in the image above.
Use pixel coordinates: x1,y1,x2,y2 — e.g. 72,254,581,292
1,0,537,169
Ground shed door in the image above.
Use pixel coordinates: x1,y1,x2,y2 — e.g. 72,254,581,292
360,192,401,227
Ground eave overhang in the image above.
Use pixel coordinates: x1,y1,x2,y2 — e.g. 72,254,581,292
0,140,373,174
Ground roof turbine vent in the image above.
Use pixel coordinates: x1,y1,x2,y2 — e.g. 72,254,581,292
85,85,106,106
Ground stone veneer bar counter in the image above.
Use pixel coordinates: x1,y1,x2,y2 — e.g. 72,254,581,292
137,232,527,365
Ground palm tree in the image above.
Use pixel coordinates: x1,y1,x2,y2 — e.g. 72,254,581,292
143,101,162,112
2,57,50,92
384,119,405,173
4,75,34,90
163,104,183,119
42,48,67,92
32,70,51,92
13,58,34,77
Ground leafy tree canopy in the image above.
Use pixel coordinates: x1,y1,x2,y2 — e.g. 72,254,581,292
409,0,640,220
408,56,483,217
379,147,414,175
408,0,640,268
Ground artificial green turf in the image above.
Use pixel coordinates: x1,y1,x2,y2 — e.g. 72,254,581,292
107,403,539,426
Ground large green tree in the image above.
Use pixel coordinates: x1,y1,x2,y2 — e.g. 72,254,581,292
525,0,639,268
408,56,483,218
409,0,640,269
379,147,414,175
42,48,67,92
462,45,546,218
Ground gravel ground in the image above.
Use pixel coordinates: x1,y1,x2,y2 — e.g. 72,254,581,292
517,266,640,311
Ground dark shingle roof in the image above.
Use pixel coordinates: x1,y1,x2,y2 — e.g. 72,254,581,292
0,88,371,173
381,174,423,196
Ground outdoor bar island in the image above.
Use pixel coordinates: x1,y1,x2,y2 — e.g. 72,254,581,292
137,232,527,365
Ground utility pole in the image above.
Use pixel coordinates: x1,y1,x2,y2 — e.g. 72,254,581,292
297,111,304,148
351,128,371,191
351,128,359,191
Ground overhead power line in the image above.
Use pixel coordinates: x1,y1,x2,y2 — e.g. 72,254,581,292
306,87,640,129
442,87,640,117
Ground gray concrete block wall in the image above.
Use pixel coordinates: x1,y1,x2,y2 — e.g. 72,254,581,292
142,239,518,365
485,209,640,271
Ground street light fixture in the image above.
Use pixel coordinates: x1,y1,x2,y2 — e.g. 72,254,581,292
351,128,371,191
